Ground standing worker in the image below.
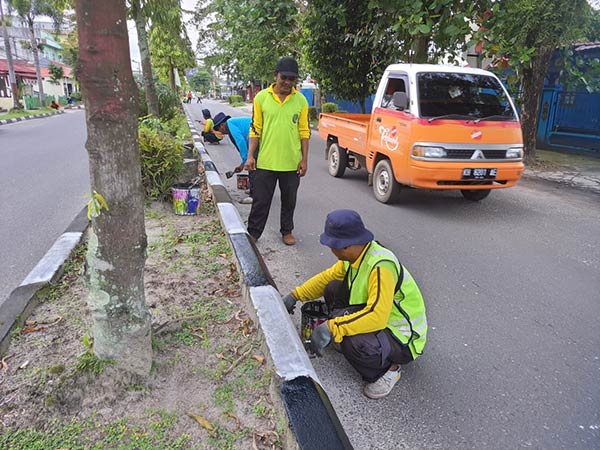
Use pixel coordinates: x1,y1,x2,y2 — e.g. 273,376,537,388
213,112,255,204
281,209,428,399
244,57,310,246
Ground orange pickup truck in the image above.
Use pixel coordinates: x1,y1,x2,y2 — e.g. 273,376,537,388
318,64,524,202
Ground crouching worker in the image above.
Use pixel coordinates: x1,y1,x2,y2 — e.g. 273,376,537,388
200,109,223,144
282,209,427,399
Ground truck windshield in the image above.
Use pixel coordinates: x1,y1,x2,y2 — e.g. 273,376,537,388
417,72,517,121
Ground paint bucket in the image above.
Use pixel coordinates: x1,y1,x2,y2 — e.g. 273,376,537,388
236,174,249,190
171,184,201,215
300,301,329,352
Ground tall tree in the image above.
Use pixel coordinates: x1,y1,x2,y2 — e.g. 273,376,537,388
128,0,159,116
74,0,152,376
196,0,300,85
7,0,58,107
148,0,193,93
302,0,401,112
0,0,22,108
381,0,486,63
477,0,592,163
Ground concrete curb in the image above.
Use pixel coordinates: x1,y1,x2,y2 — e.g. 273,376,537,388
522,169,600,195
0,109,66,126
0,206,89,355
184,112,353,449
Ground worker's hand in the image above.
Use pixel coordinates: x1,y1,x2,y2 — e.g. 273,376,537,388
309,321,332,357
297,159,308,177
282,293,297,314
244,157,256,172
234,164,244,173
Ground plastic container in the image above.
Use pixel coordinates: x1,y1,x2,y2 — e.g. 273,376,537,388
236,174,249,190
300,301,329,351
171,184,201,215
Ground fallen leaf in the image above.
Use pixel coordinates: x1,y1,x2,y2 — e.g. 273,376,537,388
22,326,44,333
1,354,13,371
252,355,265,364
186,412,217,437
18,360,30,370
25,320,37,326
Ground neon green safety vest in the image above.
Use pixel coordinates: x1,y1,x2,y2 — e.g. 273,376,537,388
343,241,427,359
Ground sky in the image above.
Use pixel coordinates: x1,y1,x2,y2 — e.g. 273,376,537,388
128,0,199,67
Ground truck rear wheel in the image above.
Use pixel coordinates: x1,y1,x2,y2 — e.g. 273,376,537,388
461,189,491,201
327,142,348,178
373,159,400,203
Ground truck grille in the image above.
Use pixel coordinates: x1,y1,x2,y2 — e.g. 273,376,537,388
446,149,508,159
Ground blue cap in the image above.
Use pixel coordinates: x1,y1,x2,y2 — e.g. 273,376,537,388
319,209,374,249
213,112,231,128
202,109,211,119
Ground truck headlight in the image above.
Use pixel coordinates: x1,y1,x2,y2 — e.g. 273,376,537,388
506,147,523,159
412,146,447,158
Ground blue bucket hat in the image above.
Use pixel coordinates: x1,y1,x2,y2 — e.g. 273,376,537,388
213,112,231,128
319,209,374,249
202,109,211,119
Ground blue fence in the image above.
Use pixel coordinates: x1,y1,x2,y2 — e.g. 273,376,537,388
537,87,600,155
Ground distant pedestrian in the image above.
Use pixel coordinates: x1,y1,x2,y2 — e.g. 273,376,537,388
187,91,193,104
196,92,202,103
213,112,255,204
49,100,61,110
244,57,310,245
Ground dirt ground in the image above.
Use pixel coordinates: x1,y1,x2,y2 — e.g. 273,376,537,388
0,175,285,449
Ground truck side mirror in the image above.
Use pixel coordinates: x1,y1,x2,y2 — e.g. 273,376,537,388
392,92,408,111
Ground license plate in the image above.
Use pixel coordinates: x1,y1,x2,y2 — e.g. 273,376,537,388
462,168,497,180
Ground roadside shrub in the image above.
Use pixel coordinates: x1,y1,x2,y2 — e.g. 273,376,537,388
308,106,318,122
70,92,82,102
322,102,338,113
138,82,180,120
139,121,184,200
228,94,243,105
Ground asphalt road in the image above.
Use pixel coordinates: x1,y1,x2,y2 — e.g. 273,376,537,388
0,111,89,301
190,100,600,450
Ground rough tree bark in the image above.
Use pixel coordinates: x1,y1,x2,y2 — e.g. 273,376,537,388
0,0,22,109
26,15,45,107
75,0,152,376
130,0,159,116
520,46,554,165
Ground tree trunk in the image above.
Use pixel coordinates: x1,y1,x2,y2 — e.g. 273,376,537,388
520,47,554,165
131,0,159,116
0,0,22,109
27,17,45,107
75,0,152,376
412,35,429,63
168,63,176,92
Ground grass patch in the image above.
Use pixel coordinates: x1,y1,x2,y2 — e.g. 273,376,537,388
0,107,55,120
75,351,114,375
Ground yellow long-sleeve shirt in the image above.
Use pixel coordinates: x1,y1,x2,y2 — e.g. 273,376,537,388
292,246,397,344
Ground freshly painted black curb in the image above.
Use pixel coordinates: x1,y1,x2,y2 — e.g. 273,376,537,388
281,376,354,450
184,109,353,449
229,233,277,288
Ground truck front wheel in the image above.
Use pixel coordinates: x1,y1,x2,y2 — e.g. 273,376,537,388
327,142,348,178
373,159,400,203
461,189,491,201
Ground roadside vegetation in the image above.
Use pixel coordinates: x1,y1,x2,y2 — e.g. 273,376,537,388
0,107,57,120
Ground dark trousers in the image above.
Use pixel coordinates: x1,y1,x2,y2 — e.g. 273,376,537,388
202,131,220,143
324,280,413,383
247,169,300,239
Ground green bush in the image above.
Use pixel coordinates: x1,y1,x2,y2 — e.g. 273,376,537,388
228,94,243,105
322,102,338,113
139,121,184,200
70,91,82,101
308,106,318,122
138,82,181,120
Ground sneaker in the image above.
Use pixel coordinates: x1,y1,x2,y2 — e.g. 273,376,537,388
363,367,402,399
282,233,296,246
239,197,253,204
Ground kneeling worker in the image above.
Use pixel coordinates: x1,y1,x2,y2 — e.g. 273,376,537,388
282,209,427,399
